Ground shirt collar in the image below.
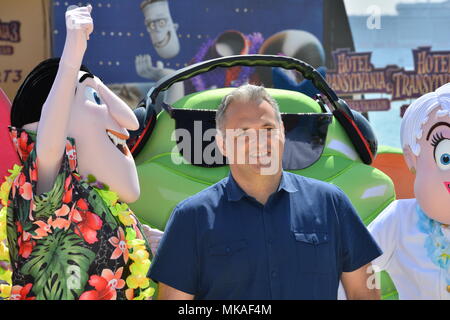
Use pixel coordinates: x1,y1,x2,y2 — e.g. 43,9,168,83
226,171,298,202
277,171,298,193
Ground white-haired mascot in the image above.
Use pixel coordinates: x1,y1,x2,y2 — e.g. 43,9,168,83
369,83,450,299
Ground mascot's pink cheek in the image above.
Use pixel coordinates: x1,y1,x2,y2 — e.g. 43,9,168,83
443,181,450,194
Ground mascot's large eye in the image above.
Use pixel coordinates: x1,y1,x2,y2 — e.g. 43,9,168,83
434,139,450,170
85,86,102,105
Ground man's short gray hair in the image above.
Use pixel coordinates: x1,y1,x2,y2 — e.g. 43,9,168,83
216,84,282,133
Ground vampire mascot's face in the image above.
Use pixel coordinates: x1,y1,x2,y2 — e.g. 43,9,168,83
68,71,140,202
12,59,141,203
402,84,450,224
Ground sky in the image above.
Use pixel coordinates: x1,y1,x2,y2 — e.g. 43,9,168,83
343,0,447,15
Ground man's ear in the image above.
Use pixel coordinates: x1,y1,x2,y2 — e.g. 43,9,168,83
403,145,417,174
277,120,286,144
215,130,226,157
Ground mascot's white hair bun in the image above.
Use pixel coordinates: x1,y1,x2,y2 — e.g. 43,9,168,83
401,82,450,156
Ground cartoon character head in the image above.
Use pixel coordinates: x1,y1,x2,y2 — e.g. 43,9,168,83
213,31,249,57
257,29,326,87
10,58,140,203
401,83,450,224
141,0,180,59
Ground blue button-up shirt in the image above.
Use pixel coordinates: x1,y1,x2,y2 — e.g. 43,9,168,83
149,171,382,299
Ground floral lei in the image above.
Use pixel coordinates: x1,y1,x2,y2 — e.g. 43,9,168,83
416,205,450,290
0,169,154,300
0,164,21,298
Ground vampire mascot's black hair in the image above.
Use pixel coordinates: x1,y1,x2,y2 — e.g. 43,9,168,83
11,58,91,128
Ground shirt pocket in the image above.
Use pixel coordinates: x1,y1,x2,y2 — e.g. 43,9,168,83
293,231,330,274
206,239,250,285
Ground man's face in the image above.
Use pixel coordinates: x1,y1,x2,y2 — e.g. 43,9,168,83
66,72,140,203
142,1,180,59
410,108,450,224
219,99,285,176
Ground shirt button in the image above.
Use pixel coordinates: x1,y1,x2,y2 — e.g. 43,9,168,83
271,271,277,278
268,239,273,245
226,247,231,253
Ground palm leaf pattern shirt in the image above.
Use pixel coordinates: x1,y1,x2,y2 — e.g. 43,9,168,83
6,127,153,300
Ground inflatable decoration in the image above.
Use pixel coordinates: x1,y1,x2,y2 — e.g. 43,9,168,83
128,55,397,298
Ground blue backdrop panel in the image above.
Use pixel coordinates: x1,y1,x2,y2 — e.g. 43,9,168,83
52,0,323,84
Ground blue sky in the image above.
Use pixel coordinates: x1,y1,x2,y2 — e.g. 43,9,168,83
344,0,446,15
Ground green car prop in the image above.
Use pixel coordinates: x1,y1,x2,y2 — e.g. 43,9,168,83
128,55,398,299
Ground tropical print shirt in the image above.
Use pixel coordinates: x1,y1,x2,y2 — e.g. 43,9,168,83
3,127,153,300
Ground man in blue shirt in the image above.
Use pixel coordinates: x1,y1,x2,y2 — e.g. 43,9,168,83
149,84,382,299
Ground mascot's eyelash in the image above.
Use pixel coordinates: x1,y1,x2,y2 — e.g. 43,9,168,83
431,132,445,147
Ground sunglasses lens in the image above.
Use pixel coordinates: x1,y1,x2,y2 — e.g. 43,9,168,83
281,113,332,170
173,109,226,167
